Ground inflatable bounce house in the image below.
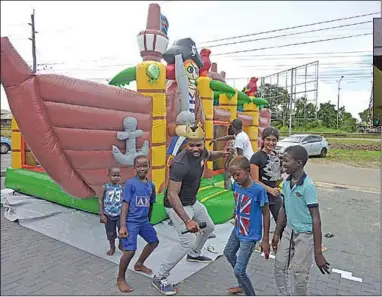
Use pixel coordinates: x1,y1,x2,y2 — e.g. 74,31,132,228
1,3,270,225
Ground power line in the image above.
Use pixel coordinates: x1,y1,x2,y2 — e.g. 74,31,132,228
200,12,379,44
50,62,373,75
214,33,372,56
233,33,372,41
16,50,372,72
2,25,77,40
219,50,372,58
233,55,372,61
226,74,371,80
242,68,372,74
42,52,373,72
207,20,372,48
2,22,27,27
48,50,374,73
242,62,371,67
20,60,373,77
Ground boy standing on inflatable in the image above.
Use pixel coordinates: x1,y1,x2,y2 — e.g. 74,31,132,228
152,123,233,295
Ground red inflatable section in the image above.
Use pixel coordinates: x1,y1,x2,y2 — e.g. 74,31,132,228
258,108,271,149
1,37,152,198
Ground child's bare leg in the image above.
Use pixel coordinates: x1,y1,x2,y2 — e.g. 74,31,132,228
106,218,118,256
107,239,116,256
227,286,243,294
117,250,135,292
134,242,159,275
118,240,124,252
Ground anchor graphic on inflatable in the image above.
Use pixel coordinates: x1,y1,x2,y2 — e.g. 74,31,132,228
112,117,149,166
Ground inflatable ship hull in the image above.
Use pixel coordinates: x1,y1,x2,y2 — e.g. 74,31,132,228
1,37,235,224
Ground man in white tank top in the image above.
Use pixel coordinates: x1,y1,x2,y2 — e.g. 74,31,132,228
231,118,254,161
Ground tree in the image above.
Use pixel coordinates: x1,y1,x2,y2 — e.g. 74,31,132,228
340,111,357,132
317,102,337,129
358,108,371,125
294,97,316,119
314,101,357,132
258,83,290,125
258,84,359,132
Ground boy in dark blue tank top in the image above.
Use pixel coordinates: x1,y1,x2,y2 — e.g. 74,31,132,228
117,155,159,293
98,167,124,256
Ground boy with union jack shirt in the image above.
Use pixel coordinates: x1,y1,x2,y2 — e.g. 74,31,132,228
223,156,271,296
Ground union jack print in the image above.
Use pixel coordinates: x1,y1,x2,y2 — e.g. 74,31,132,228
234,191,252,236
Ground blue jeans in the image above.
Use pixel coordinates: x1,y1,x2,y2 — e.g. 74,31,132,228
224,230,257,296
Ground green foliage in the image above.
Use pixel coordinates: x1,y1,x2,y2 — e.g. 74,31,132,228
261,83,358,132
258,83,289,125
358,108,371,125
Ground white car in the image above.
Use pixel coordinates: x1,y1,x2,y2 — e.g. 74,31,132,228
275,134,329,158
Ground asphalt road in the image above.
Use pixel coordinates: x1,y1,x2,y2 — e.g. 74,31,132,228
1,152,10,173
1,152,10,189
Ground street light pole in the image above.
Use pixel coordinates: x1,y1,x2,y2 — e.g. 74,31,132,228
336,75,344,130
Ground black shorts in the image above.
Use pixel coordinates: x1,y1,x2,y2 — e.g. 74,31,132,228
104,214,120,241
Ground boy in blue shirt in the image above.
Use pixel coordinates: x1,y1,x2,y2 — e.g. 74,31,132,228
224,156,270,296
272,145,330,296
98,166,124,256
117,155,159,293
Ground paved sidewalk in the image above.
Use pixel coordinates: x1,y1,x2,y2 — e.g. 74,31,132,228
1,186,381,296
1,153,10,175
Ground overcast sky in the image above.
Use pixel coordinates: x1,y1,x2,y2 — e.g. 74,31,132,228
1,1,380,119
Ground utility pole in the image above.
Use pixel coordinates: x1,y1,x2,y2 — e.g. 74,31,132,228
28,9,37,72
288,67,295,136
336,75,344,130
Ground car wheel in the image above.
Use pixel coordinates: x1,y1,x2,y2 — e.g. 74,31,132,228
320,148,327,158
0,143,10,154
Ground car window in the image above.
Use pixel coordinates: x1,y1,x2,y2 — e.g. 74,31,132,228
310,136,321,143
302,136,313,143
282,136,304,143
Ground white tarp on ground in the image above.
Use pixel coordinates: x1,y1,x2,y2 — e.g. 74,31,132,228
374,18,382,56
0,189,233,285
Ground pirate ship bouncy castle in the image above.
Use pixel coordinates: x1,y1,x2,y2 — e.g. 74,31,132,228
1,3,270,225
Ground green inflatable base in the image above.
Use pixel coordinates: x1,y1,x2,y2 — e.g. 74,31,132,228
4,168,234,225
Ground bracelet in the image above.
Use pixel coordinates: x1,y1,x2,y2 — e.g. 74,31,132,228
185,219,191,224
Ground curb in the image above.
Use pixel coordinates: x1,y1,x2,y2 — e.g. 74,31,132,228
315,181,380,194
1,171,5,177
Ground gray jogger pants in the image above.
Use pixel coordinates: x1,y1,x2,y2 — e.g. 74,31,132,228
157,201,215,279
274,225,314,296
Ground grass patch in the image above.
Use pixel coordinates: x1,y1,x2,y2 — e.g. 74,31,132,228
310,149,381,168
279,127,346,133
327,138,380,152
278,127,380,139
327,138,379,145
0,127,11,138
